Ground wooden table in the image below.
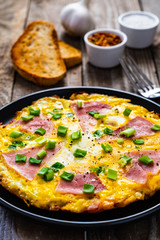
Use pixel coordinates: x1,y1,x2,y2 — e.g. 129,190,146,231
0,0,160,239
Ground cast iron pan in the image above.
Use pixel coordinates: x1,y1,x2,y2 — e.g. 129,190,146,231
1,86,160,227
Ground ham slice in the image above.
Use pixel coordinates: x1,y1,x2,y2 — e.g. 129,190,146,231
126,150,160,184
56,172,106,194
14,116,55,135
98,116,154,143
2,144,61,180
70,101,111,132
114,116,154,138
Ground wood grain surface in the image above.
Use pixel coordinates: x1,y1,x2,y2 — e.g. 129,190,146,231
0,0,160,239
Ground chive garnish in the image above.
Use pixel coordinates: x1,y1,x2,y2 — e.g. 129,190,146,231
51,113,62,120
101,143,113,153
138,155,154,165
21,115,34,122
90,166,106,176
36,149,47,159
151,124,160,131
51,162,65,172
44,169,54,181
107,168,117,181
35,136,47,145
93,130,103,137
57,125,68,137
123,108,132,116
118,155,132,167
133,139,144,145
67,113,74,118
117,138,124,144
104,127,113,135
29,157,42,164
9,130,23,138
45,141,56,149
88,111,99,116
71,130,82,140
60,171,74,181
83,183,95,194
73,148,87,158
120,128,135,137
77,100,83,108
15,154,27,163
93,113,106,119
35,128,46,136
28,106,40,116
37,167,49,176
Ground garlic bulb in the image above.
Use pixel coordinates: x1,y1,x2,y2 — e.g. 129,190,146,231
60,0,95,37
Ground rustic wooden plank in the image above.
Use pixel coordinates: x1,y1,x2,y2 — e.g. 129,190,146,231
11,0,84,239
0,0,29,107
0,1,30,239
12,0,82,101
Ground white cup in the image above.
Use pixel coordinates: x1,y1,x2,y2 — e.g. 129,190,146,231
118,11,159,49
84,29,127,68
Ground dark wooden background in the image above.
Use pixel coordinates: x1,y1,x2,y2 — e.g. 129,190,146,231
0,0,160,239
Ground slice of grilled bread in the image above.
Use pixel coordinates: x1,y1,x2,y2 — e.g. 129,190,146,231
59,41,82,68
11,21,66,86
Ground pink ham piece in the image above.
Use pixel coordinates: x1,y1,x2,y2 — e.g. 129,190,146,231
2,144,61,180
114,116,154,139
70,101,111,132
15,116,55,135
56,172,106,194
126,150,160,184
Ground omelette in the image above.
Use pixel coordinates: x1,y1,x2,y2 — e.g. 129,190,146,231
1,93,160,213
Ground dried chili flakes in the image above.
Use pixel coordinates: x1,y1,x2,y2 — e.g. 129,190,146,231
88,32,122,47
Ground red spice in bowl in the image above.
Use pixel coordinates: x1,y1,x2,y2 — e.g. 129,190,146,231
88,32,122,47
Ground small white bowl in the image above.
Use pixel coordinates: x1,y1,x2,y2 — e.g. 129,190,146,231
118,11,159,49
84,29,127,68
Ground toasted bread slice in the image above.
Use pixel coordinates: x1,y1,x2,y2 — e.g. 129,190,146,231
11,21,66,86
59,41,82,68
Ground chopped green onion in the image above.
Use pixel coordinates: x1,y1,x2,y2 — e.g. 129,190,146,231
60,171,74,181
51,113,62,120
107,168,117,181
37,167,49,176
51,162,64,172
45,141,56,149
15,154,27,163
118,155,132,167
28,106,40,116
93,130,103,137
93,113,106,119
133,139,144,145
101,143,113,153
73,148,87,158
35,136,47,145
90,166,106,176
71,130,82,140
67,113,74,117
21,115,34,122
83,183,95,194
120,128,135,138
88,111,99,116
123,108,132,116
8,145,16,150
53,108,62,112
103,127,113,135
151,124,160,131
77,100,83,108
35,128,46,136
138,155,154,165
57,125,68,137
9,130,23,138
36,149,47,159
44,169,54,182
117,138,124,144
135,146,140,149
29,157,42,164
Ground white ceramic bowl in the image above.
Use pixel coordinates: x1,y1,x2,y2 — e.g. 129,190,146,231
84,29,127,68
118,11,159,49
